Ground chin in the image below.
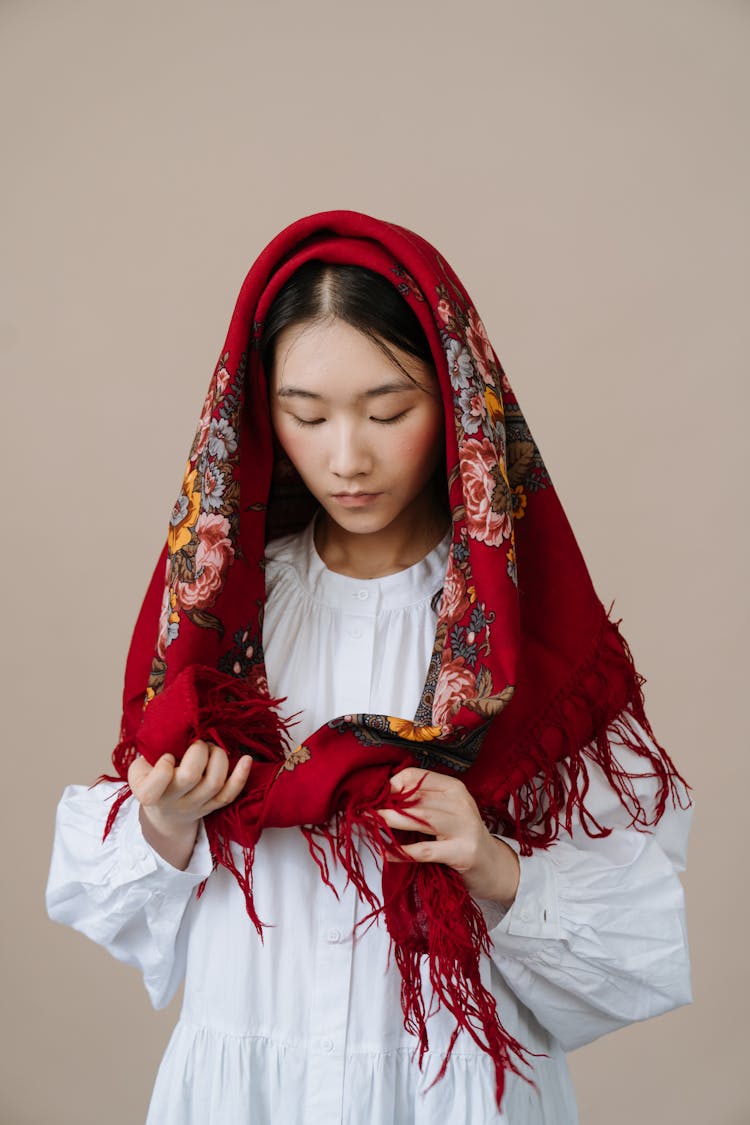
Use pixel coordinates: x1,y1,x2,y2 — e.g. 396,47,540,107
333,515,392,536
320,503,395,537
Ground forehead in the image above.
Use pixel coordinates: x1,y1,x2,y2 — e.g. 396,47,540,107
270,318,433,395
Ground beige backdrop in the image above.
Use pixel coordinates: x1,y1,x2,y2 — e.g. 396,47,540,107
2,1,748,1122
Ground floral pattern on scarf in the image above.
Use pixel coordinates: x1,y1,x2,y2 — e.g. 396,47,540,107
149,353,245,696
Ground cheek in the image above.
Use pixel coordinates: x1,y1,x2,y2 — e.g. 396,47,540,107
272,414,312,469
394,411,445,474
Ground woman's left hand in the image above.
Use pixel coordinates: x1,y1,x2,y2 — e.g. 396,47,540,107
378,767,520,908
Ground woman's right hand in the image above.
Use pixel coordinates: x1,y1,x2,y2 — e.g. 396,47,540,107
128,741,253,870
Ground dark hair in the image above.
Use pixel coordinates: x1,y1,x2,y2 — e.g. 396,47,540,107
259,261,434,379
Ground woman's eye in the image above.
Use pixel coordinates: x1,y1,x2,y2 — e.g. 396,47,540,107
371,411,409,426
292,416,326,428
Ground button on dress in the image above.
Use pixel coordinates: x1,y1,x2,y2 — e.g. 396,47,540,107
47,522,692,1124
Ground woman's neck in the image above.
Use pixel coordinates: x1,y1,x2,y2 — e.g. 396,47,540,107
314,499,450,580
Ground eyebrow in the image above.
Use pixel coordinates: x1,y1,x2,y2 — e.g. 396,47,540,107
276,381,417,401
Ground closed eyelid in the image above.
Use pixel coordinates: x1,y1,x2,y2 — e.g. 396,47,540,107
286,411,408,425
370,410,410,424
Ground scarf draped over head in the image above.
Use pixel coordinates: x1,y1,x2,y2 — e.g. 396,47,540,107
104,209,687,1107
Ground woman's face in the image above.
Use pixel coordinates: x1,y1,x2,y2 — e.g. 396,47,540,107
269,317,445,543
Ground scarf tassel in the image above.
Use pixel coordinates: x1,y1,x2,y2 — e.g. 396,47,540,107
387,864,531,1107
299,782,532,1110
98,654,688,1112
479,618,691,853
99,666,295,939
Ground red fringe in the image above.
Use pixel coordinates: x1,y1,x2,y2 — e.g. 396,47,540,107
299,777,531,1108
301,778,398,915
475,617,691,854
385,861,530,1106
99,665,294,937
96,649,690,1112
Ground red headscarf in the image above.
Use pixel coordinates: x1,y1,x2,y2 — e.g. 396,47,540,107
104,209,686,1106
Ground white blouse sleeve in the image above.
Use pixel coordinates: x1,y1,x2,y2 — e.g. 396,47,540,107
46,782,214,1009
482,716,693,1051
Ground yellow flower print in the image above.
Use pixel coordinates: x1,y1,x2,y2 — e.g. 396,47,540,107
467,584,477,604
276,743,312,778
168,588,179,624
512,485,527,520
168,463,201,554
484,385,504,427
387,717,442,742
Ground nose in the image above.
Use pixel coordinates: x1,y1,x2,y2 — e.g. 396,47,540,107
329,421,374,480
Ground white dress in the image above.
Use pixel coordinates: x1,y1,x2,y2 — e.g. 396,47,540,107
46,522,693,1125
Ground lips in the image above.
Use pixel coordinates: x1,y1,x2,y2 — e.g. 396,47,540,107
331,492,382,508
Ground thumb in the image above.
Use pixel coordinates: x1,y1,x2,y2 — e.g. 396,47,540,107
127,754,152,788
127,752,175,799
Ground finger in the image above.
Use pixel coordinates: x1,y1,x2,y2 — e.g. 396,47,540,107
187,743,231,804
391,793,473,818
389,771,460,807
391,773,481,825
389,768,432,793
378,806,436,834
380,799,471,837
203,754,253,814
127,755,152,791
381,835,421,862
387,838,457,865
129,754,176,806
171,740,211,796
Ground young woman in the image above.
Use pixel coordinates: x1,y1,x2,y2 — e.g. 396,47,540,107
47,210,692,1125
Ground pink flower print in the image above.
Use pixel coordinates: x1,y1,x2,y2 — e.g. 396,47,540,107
214,362,231,398
439,551,471,627
246,664,269,697
466,308,496,385
433,657,477,726
194,365,232,459
176,513,235,611
457,383,487,436
437,298,452,325
157,584,170,658
459,437,513,547
194,392,214,458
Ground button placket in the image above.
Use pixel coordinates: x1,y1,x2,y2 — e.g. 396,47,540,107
338,590,377,704
304,862,357,1122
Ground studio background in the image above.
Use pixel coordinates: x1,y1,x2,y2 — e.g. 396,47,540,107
2,1,747,1122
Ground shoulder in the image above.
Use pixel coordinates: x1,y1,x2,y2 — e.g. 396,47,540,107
264,524,314,599
264,529,306,566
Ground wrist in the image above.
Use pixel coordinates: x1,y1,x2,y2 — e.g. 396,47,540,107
138,805,200,871
483,836,520,908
